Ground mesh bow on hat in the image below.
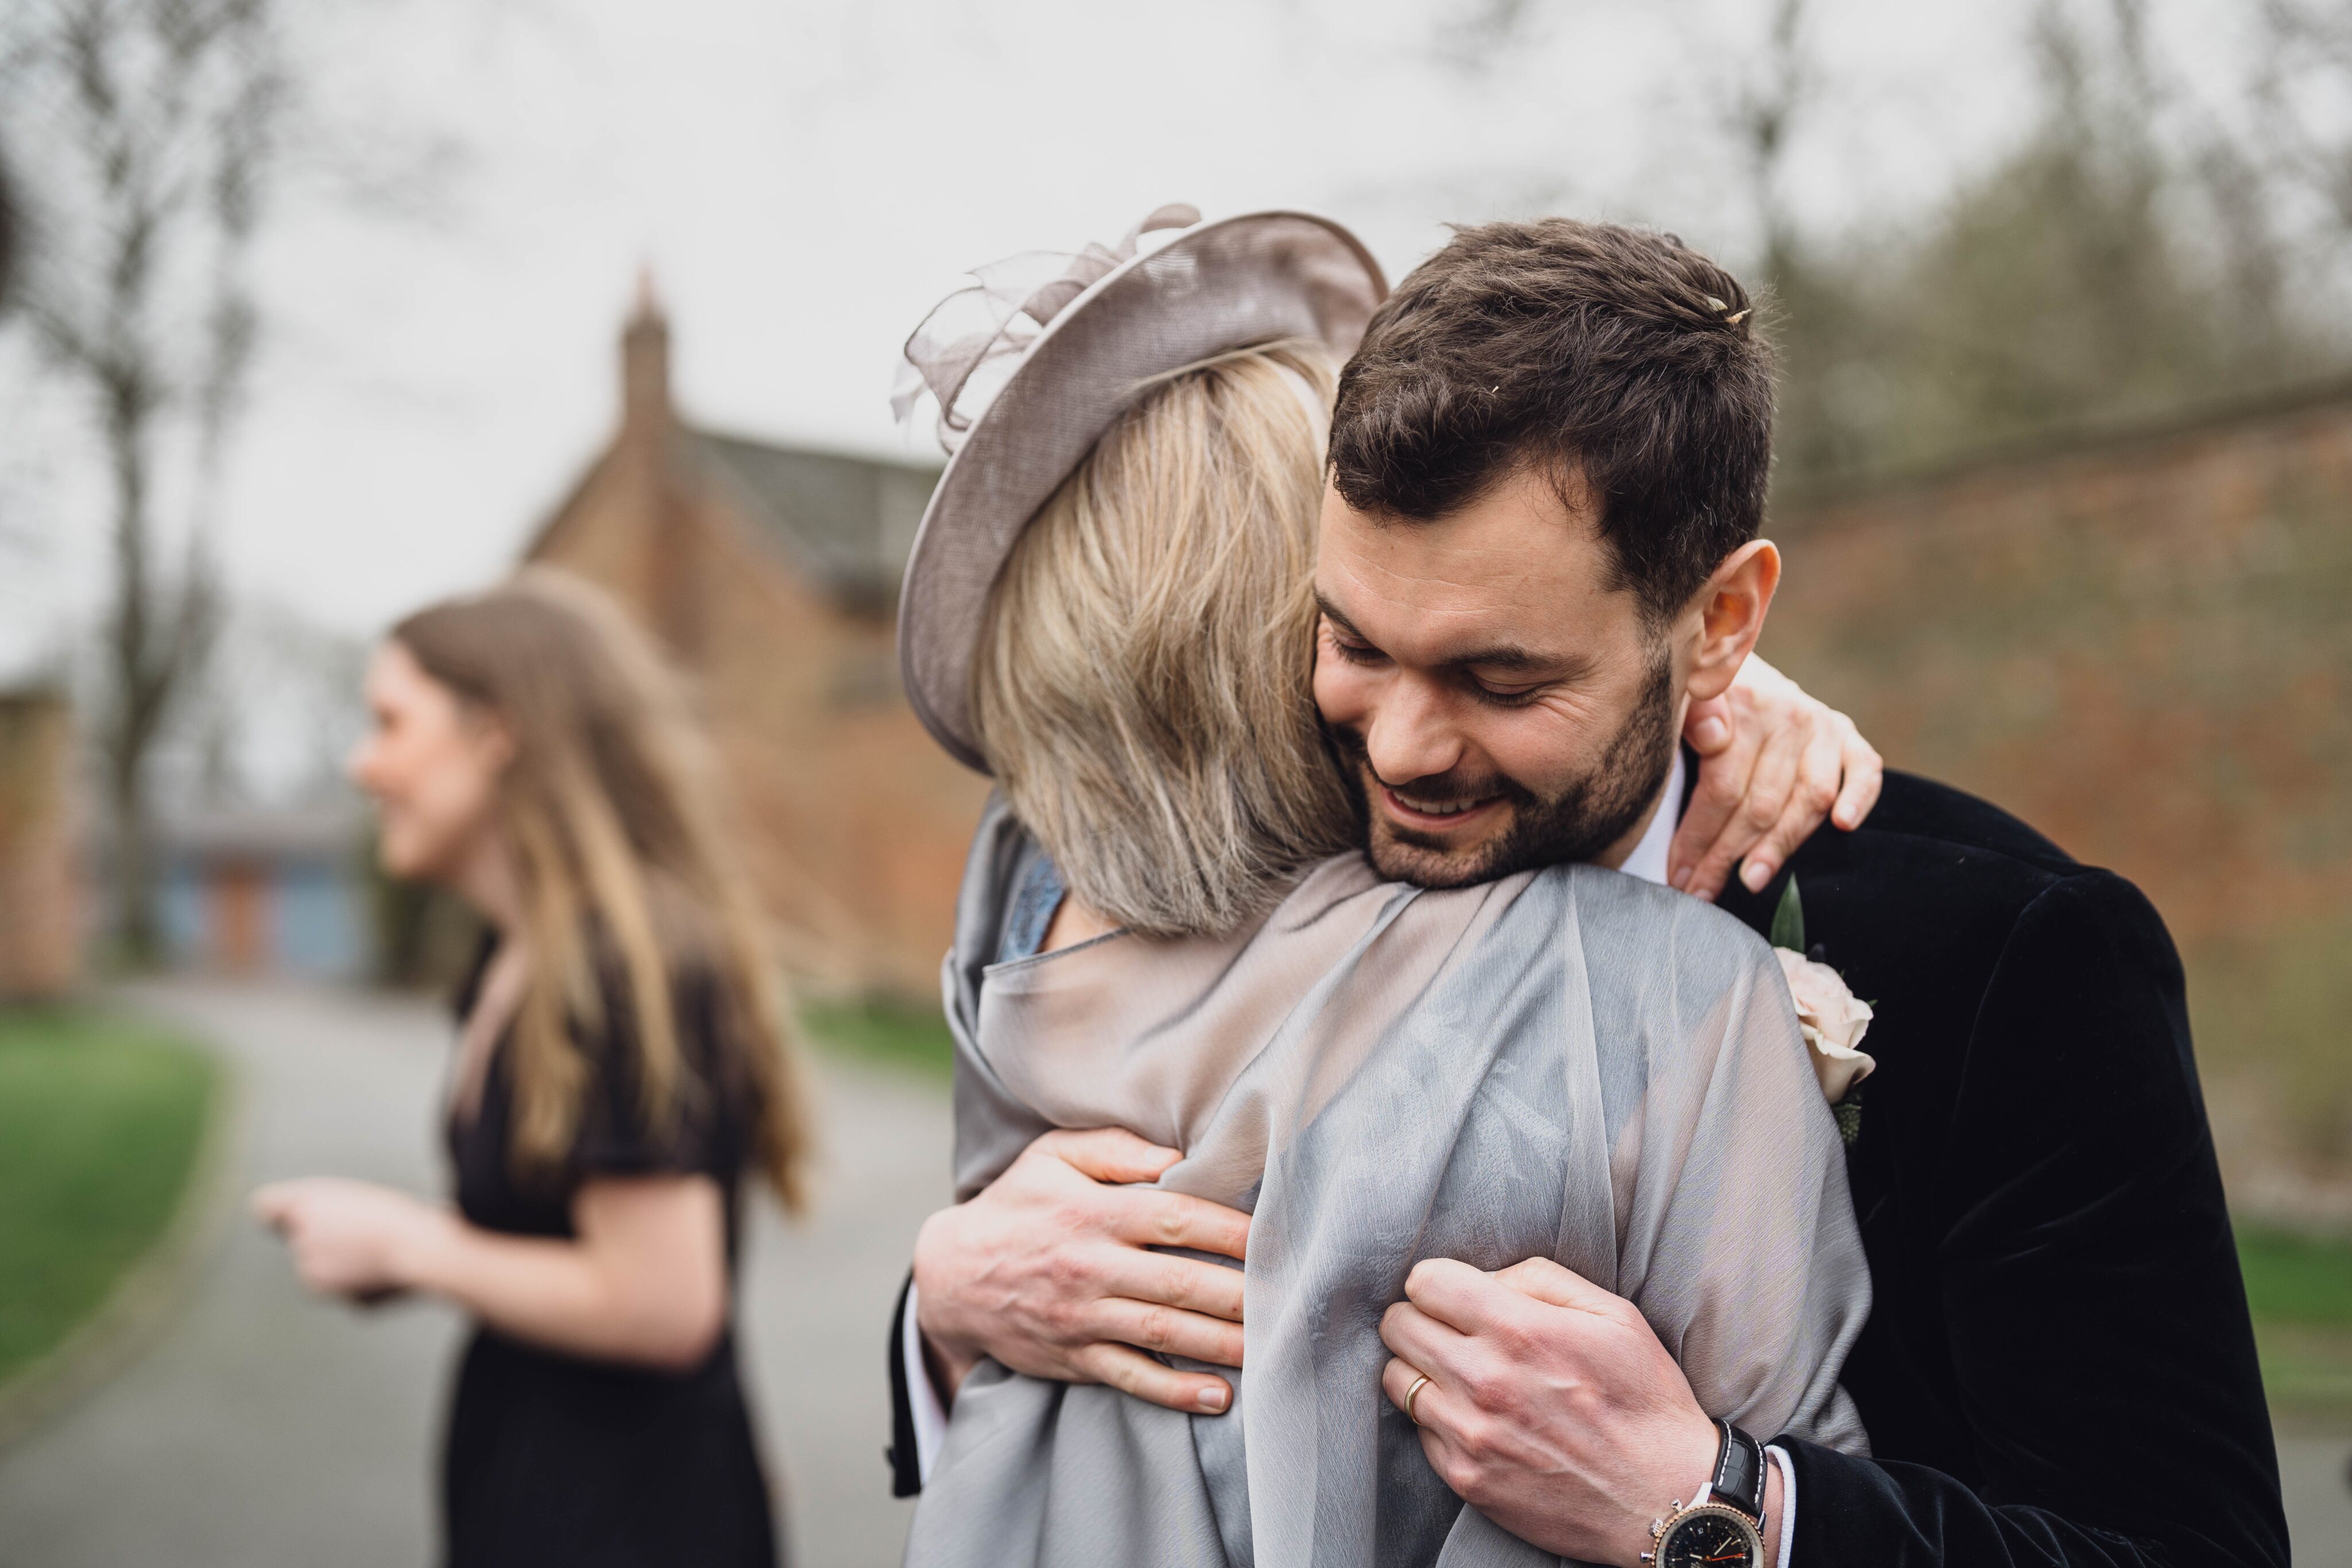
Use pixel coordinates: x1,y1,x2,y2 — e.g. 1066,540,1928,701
892,203,1204,452
891,206,1387,773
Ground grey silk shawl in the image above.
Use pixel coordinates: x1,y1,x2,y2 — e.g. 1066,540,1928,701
905,800,1870,1568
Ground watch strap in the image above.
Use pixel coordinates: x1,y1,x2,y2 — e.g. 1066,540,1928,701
1707,1420,1765,1522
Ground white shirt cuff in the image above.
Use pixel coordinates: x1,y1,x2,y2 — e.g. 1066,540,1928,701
902,1281,949,1485
1766,1444,1796,1568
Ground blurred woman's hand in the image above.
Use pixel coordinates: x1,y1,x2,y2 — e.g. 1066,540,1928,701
258,1170,726,1368
1672,654,1882,901
252,1176,450,1301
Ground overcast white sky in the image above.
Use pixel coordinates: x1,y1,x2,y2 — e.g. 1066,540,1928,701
0,0,2263,691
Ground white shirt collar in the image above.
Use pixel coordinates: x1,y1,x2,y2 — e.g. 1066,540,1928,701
1615,749,1685,888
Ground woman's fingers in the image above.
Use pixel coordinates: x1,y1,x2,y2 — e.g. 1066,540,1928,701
1674,653,1887,896
1379,1293,1475,1381
1088,1295,1246,1368
1718,715,1802,893
1681,692,1734,756
1736,711,1846,893
1740,707,1881,892
1831,715,1883,831
1727,710,1805,886
1668,719,1761,897
250,1183,296,1228
1073,1341,1233,1414
1380,1353,1463,1432
1679,701,1809,899
1491,1255,1618,1315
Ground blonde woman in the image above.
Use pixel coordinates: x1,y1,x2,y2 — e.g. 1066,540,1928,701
255,571,806,1568
890,213,1874,1567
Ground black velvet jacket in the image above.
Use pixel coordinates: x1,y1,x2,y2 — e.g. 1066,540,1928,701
1714,770,2286,1566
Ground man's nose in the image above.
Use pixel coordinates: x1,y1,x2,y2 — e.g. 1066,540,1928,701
1361,675,1466,787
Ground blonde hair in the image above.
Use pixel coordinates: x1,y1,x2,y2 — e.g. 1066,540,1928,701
394,570,813,1210
972,339,1357,938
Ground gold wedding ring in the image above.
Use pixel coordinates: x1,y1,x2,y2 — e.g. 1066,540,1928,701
1405,1372,1432,1426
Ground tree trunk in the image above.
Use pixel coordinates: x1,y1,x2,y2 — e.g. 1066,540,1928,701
105,364,162,965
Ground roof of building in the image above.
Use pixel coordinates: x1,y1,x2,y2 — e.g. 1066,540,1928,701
156,800,367,862
693,430,942,612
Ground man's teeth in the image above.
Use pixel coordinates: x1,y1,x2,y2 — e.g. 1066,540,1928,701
1397,795,1485,816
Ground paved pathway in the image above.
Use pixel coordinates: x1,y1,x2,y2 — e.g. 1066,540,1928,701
2279,1426,2352,1568
4,979,2351,1565
0,979,945,1568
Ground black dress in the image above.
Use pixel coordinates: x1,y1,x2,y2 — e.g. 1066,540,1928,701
441,943,780,1568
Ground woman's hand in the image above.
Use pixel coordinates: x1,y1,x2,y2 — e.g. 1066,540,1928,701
1672,653,1882,901
257,1172,728,1370
252,1176,451,1301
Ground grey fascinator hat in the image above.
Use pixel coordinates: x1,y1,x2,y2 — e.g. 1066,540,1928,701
891,204,1387,773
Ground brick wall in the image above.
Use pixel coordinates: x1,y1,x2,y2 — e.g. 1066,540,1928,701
0,692,80,999
1761,384,2352,1177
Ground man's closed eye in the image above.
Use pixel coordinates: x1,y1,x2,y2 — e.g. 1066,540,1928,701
1465,676,1548,708
1322,628,1389,667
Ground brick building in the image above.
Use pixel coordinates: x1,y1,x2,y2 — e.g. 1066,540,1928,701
523,287,985,994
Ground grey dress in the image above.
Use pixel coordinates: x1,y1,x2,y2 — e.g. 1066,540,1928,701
906,800,1870,1568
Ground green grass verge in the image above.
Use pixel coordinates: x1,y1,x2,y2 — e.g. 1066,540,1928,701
0,1009,218,1387
2240,1225,2352,1327
799,995,954,1080
2239,1225,2352,1411
2250,1322,2352,1410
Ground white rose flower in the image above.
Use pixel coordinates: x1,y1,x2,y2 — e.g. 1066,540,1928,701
1775,947,1876,1106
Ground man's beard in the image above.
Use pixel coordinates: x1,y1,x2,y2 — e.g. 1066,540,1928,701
1329,651,1678,890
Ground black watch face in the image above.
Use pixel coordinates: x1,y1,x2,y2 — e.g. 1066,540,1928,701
1658,1508,1761,1567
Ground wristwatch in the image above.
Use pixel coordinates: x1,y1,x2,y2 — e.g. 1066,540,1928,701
1639,1419,1767,1568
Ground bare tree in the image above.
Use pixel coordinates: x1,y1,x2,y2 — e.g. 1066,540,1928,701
2,0,284,961
2250,0,2352,235
1434,0,1545,67
0,149,18,310
1725,0,1812,283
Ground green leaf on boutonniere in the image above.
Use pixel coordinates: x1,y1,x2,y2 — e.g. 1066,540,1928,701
1769,876,1806,953
1833,1086,1863,1147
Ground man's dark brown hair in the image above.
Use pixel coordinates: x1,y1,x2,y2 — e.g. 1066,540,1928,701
1329,218,1774,622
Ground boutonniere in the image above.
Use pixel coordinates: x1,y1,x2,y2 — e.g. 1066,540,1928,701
1770,877,1875,1144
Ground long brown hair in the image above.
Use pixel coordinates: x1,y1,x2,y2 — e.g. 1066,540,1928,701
393,569,812,1210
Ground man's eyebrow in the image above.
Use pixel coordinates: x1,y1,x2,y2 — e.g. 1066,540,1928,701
1316,592,1589,679
1314,592,1368,641
1444,643,1549,672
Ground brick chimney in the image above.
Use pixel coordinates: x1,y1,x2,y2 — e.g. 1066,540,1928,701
622,265,671,437
616,269,700,658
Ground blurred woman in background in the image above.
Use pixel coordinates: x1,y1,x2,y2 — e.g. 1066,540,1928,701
255,569,808,1568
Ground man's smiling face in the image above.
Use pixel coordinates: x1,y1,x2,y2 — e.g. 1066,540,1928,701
1312,466,1682,889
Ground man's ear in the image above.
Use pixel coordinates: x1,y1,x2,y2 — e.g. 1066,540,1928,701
1682,540,1780,702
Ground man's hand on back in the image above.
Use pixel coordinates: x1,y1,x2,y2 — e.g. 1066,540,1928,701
911,1127,1250,1416
1379,1256,1780,1568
